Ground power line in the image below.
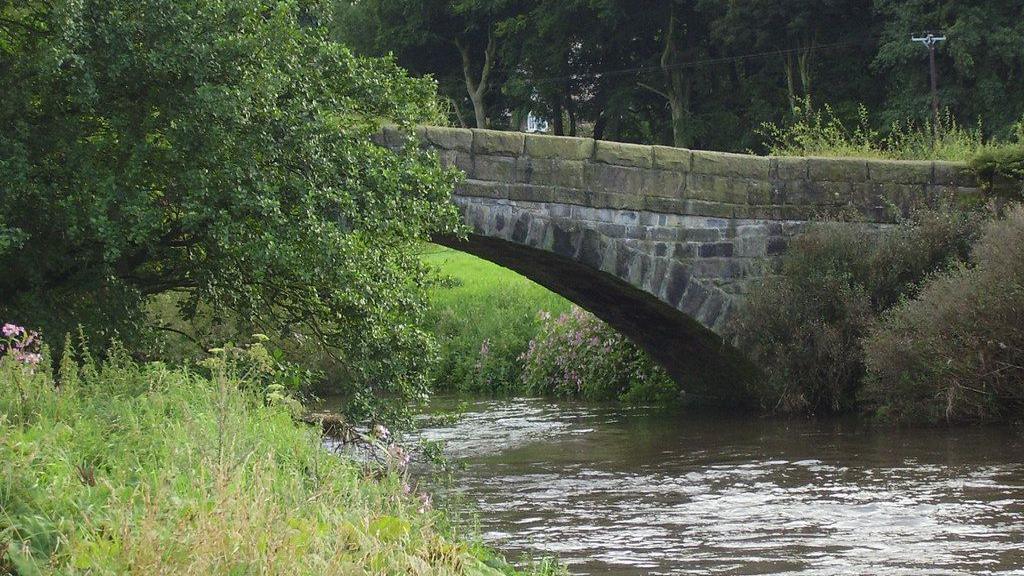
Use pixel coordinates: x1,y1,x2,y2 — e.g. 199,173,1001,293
523,35,881,86
912,32,946,138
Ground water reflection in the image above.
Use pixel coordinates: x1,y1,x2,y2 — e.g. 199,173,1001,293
414,397,1024,575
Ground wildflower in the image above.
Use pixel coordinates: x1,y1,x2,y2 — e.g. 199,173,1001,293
372,424,390,439
2,323,23,338
387,444,410,467
417,491,432,513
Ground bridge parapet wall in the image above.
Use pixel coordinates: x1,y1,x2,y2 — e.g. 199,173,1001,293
379,126,980,223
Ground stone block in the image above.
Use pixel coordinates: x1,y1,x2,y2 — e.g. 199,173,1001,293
436,149,473,173
807,157,868,182
642,195,686,214
932,161,977,187
770,157,808,180
594,141,653,168
473,155,516,183
509,184,555,203
524,133,595,160
685,174,751,204
745,180,772,205
518,157,586,189
692,150,770,179
578,228,605,269
456,180,509,200
683,199,737,219
734,235,768,257
552,187,592,206
653,146,693,171
590,191,641,211
665,262,691,308
645,170,686,198
585,163,646,195
866,159,933,184
510,212,532,243
550,220,580,259
423,126,472,151
698,242,734,258
472,129,524,156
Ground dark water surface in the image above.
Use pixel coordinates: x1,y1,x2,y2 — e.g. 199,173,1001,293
411,397,1024,575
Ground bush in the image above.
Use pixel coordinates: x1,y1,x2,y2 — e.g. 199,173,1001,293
0,333,543,575
862,205,1024,424
520,307,678,404
730,209,981,414
970,145,1024,201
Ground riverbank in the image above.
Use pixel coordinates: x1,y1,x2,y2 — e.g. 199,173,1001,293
0,344,558,575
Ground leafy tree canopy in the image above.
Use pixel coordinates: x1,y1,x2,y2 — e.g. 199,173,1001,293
339,0,1024,150
0,0,463,425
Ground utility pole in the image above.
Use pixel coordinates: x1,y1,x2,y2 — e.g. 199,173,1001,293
911,33,946,140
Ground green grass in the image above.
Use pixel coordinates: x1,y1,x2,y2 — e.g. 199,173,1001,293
760,102,1023,161
421,245,571,394
0,344,559,575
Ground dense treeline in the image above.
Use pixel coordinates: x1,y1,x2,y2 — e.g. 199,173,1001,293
338,0,1024,151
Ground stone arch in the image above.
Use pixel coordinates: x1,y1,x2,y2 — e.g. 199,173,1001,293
437,197,762,404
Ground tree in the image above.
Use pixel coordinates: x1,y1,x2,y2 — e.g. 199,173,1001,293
338,0,518,129
873,0,1024,137
0,0,462,425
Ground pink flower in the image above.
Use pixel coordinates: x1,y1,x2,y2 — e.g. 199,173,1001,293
417,492,432,513
2,323,23,338
387,444,410,467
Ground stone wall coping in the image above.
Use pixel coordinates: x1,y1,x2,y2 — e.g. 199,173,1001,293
380,125,970,174
375,125,988,223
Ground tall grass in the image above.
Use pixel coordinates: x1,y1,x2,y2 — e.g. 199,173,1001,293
422,245,570,394
0,340,554,575
760,100,1020,161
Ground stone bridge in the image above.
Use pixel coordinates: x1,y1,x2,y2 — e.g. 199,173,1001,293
378,126,980,400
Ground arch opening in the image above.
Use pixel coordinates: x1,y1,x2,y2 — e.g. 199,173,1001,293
435,233,758,405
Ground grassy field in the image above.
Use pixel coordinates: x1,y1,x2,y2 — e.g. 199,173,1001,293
421,245,571,394
0,344,561,575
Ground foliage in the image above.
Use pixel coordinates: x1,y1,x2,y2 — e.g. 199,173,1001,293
0,335,549,576
422,246,570,394
0,0,463,426
339,1,1024,151
969,122,1024,200
760,100,1005,161
520,307,678,404
730,209,981,414
862,205,1024,424
872,0,1024,134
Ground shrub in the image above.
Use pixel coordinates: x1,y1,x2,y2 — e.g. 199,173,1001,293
970,146,1024,201
520,307,678,404
730,209,981,414
862,205,1024,424
0,334,541,575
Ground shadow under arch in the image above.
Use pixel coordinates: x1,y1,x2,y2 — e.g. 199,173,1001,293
435,234,759,406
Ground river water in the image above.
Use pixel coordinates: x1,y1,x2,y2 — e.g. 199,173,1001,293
411,397,1024,575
